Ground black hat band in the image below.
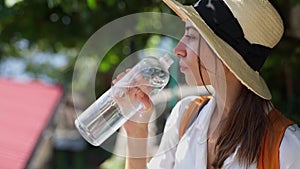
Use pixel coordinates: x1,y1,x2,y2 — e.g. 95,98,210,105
194,0,271,71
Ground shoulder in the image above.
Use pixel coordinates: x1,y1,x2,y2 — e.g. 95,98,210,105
171,95,199,118
173,96,199,110
164,96,199,130
280,124,300,168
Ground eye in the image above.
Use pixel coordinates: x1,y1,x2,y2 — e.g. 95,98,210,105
185,34,196,41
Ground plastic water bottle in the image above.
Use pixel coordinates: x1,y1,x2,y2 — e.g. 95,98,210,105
75,55,174,146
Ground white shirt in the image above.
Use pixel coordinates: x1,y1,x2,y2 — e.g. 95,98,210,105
148,96,300,169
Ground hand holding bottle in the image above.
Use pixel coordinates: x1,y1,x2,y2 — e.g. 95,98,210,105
112,69,154,137
75,55,173,146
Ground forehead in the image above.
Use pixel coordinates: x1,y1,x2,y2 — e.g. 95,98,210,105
185,21,199,33
186,20,193,27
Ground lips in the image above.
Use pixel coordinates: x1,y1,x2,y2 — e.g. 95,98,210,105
180,66,187,72
179,62,188,72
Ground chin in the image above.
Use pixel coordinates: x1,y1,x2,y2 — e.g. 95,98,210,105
185,78,199,86
186,77,209,86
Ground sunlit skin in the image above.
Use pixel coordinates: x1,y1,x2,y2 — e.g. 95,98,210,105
112,69,153,123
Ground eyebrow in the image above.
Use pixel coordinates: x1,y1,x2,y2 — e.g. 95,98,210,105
185,26,198,32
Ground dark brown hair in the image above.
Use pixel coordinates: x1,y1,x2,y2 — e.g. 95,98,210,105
212,86,271,168
196,37,271,168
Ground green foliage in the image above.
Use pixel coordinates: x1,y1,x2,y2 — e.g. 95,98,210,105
291,0,300,5
262,38,300,124
87,0,97,10
0,0,163,56
99,155,125,169
0,0,164,90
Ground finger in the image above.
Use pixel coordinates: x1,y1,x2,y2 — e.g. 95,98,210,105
112,72,127,85
117,72,126,80
135,89,153,111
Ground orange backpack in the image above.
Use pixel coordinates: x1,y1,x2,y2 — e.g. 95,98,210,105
179,97,294,169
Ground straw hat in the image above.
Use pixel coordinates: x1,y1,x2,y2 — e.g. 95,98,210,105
163,0,284,99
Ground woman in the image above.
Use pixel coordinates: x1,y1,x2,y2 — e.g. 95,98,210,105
119,0,300,168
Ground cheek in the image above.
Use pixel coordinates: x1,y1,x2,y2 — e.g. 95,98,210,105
185,53,199,73
185,55,202,84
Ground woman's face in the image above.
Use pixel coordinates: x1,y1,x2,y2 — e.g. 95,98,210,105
174,21,213,86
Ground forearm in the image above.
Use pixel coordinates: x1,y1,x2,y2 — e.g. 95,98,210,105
125,152,147,169
125,125,149,169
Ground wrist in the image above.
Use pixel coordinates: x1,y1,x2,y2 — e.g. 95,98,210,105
125,124,149,138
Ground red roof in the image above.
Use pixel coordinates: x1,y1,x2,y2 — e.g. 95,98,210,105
0,78,63,169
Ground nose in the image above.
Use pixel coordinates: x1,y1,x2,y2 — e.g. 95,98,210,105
174,40,187,58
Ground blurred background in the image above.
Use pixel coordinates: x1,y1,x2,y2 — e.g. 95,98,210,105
0,0,299,169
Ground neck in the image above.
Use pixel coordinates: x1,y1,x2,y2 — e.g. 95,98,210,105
213,72,242,120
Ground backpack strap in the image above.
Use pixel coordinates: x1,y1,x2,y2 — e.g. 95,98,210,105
179,97,210,140
179,98,294,168
258,109,294,169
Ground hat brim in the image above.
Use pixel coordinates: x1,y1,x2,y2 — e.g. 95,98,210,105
163,0,271,100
